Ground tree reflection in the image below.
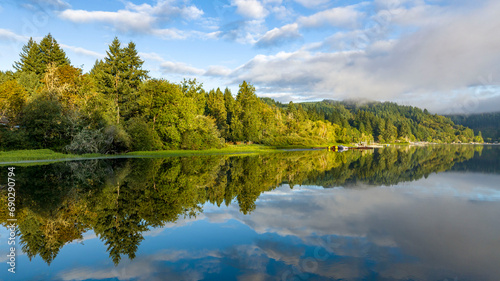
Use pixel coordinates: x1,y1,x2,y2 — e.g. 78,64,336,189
0,145,484,265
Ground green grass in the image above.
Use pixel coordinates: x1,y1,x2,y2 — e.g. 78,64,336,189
0,144,342,165
0,149,103,164
126,144,286,157
0,145,288,165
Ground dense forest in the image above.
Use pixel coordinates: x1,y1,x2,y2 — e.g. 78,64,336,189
0,34,483,154
447,112,500,143
0,145,481,265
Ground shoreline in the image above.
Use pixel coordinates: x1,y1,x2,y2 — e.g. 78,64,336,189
0,143,493,165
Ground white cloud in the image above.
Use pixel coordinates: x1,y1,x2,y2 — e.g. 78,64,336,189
58,1,204,38
230,0,500,113
220,19,267,44
138,53,232,78
292,0,330,9
256,23,301,47
270,5,293,20
298,4,366,29
21,0,71,10
204,65,233,77
139,52,166,63
60,44,104,59
232,0,268,19
160,61,205,75
58,9,156,33
0,28,29,42
150,28,188,40
124,1,203,20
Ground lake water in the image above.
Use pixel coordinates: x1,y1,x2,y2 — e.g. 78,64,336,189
1,145,499,281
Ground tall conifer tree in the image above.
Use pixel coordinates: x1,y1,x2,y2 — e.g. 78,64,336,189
91,37,148,124
13,34,70,75
13,38,41,74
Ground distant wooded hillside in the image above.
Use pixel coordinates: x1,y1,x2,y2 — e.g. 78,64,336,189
265,99,483,144
447,112,500,142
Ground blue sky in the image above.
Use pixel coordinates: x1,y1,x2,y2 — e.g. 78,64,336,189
0,0,499,113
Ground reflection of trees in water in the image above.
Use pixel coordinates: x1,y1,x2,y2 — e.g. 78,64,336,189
451,145,499,174
0,145,481,265
307,145,483,187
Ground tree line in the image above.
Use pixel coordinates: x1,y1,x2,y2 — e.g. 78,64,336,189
447,112,500,143
0,34,483,153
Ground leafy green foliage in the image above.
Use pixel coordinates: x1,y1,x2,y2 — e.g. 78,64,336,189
206,88,228,136
20,97,73,150
0,80,28,124
125,117,162,151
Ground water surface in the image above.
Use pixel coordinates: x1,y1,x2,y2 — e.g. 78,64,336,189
1,145,499,280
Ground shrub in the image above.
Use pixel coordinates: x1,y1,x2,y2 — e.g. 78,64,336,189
65,128,112,154
180,116,224,150
21,97,72,150
0,127,29,150
66,125,131,154
104,125,131,153
126,118,162,151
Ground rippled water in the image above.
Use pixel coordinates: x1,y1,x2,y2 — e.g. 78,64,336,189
1,145,499,280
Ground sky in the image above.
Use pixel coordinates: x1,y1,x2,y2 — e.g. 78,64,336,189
0,0,499,114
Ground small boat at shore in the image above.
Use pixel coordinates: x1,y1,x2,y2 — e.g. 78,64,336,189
337,145,348,152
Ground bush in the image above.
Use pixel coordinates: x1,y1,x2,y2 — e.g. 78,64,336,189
0,127,29,150
263,135,324,147
104,125,131,153
65,128,112,154
66,125,131,154
126,118,162,151
21,98,72,150
180,116,224,150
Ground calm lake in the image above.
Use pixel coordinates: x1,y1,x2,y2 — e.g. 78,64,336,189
1,145,499,281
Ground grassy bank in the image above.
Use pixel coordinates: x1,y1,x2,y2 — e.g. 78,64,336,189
0,142,425,162
126,144,285,157
0,149,102,163
0,145,289,165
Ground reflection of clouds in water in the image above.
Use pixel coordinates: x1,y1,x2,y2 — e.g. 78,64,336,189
69,231,97,244
402,172,500,201
201,173,500,280
58,249,223,281
58,172,500,280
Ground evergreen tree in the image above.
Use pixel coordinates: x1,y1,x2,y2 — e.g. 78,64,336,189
236,81,262,142
181,78,206,115
224,88,243,141
38,34,70,73
206,88,228,135
13,38,42,74
92,37,148,124
382,119,398,143
13,34,70,76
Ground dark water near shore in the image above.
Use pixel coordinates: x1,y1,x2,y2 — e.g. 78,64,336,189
1,145,499,281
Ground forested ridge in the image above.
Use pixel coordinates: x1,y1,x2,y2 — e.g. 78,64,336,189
0,34,483,154
447,112,500,142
